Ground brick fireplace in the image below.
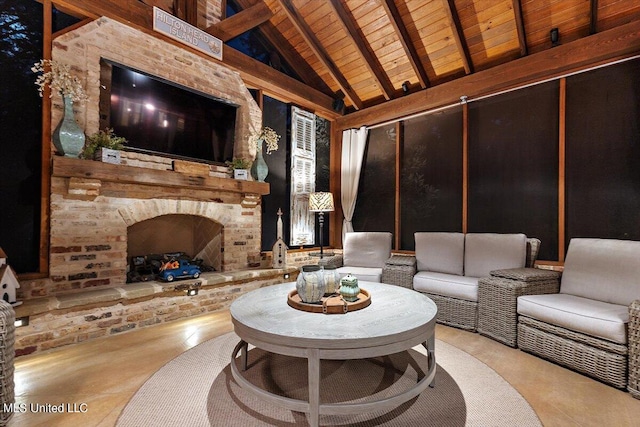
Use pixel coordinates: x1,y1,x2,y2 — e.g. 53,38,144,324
44,154,269,297
21,16,267,299
10,14,307,356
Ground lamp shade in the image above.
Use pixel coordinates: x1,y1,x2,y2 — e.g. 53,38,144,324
308,192,335,212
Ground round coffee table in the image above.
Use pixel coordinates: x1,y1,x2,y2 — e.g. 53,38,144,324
230,281,437,427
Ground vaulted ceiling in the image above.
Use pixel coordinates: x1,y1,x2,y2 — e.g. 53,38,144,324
231,0,640,113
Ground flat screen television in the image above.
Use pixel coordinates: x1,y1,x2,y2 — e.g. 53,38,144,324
100,60,238,164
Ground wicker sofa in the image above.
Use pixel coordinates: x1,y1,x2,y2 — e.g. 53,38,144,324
517,238,640,392
409,232,542,331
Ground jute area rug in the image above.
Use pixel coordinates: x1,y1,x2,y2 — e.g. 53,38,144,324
117,332,541,426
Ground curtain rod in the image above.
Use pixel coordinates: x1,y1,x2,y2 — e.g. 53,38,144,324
367,53,640,131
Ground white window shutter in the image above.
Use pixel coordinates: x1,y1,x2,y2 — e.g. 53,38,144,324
290,107,316,246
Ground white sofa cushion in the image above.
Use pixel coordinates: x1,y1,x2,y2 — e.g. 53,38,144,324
415,232,465,275
518,293,628,344
464,233,527,278
413,271,478,302
342,232,392,268
336,266,382,283
561,238,640,306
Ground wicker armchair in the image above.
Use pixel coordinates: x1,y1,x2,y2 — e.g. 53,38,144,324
318,232,392,282
517,238,640,392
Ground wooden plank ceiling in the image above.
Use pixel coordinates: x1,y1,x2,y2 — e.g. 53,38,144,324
229,0,640,112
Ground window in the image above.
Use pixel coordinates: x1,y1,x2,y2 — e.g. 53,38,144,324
290,106,316,246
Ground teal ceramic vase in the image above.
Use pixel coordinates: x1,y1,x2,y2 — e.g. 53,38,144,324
339,273,360,302
296,265,325,303
52,95,85,158
250,138,269,182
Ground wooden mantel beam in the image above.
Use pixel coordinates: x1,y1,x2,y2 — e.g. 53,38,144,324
52,157,270,196
335,19,640,131
49,0,339,119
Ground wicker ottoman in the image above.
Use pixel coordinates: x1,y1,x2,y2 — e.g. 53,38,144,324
381,254,416,288
478,268,561,347
0,301,15,426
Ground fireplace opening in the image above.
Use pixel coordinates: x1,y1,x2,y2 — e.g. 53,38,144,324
126,214,222,283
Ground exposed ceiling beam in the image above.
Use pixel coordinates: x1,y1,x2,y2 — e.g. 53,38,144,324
174,0,198,25
590,0,599,34
335,19,640,130
233,0,334,97
205,2,272,42
443,0,474,74
381,0,430,89
512,0,528,56
274,0,363,110
48,0,339,118
328,0,395,100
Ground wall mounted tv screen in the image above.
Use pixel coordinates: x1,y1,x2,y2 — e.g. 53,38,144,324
101,60,238,164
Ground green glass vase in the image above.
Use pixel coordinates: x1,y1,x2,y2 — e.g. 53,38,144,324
250,138,269,182
52,95,85,158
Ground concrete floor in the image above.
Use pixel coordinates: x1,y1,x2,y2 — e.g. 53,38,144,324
10,309,640,426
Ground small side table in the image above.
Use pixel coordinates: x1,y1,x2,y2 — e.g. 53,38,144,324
478,268,561,347
317,253,343,268
381,254,416,288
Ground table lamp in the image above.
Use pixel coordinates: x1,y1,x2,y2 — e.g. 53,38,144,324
308,192,334,259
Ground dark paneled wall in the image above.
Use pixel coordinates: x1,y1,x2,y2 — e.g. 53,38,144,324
468,82,559,260
352,125,396,233
402,108,463,250
352,59,640,261
260,98,331,251
566,59,640,244
261,96,290,251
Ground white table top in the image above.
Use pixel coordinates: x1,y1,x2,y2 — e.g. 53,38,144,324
230,281,437,350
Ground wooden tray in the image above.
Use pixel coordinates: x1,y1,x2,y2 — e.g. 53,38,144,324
287,288,371,314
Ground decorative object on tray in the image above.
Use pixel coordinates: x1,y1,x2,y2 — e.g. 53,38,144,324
32,59,88,157
226,157,251,180
271,208,288,268
308,192,335,259
296,265,325,303
339,273,360,302
81,128,127,163
322,266,340,295
250,126,280,182
287,288,371,314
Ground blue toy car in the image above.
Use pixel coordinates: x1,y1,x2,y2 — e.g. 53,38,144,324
159,259,201,282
